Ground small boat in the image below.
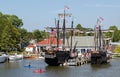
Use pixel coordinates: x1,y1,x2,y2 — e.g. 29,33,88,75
9,53,23,61
66,59,78,66
33,69,45,73
0,54,7,63
23,54,39,60
39,56,45,59
24,65,34,68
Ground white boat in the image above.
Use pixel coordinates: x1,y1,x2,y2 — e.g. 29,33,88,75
65,59,79,66
0,54,7,63
39,56,45,59
9,54,23,61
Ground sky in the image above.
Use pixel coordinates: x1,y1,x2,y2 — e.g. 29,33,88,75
0,0,120,32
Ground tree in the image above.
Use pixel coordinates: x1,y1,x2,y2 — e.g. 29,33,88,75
20,32,34,48
114,45,120,53
4,14,23,28
0,12,2,16
33,29,42,41
75,24,93,36
109,25,118,30
76,24,83,30
18,28,30,49
40,30,48,39
11,15,23,28
1,23,20,51
0,14,23,34
106,25,120,42
0,14,9,37
0,12,23,51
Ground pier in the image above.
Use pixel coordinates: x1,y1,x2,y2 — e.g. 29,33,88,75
63,54,91,66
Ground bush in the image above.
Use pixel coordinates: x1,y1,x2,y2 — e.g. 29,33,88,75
114,45,120,53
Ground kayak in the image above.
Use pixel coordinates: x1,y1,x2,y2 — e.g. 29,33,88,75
33,69,45,73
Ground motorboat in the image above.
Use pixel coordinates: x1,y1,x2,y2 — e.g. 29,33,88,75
9,53,23,61
0,54,7,63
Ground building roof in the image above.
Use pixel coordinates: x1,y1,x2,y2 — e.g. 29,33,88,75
37,36,95,48
37,36,62,46
26,44,35,48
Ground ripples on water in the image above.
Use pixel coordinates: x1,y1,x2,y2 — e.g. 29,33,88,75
0,58,120,77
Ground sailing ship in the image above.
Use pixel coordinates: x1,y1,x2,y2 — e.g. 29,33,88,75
44,8,77,66
91,18,111,64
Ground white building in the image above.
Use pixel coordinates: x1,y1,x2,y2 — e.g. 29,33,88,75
65,36,112,53
25,44,41,54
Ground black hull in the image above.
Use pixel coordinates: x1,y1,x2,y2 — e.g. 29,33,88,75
45,51,70,66
91,52,110,64
45,57,60,66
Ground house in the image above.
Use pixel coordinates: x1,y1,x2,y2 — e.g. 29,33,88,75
25,44,40,54
25,44,35,52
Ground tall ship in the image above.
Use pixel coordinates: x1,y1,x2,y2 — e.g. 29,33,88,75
44,7,77,66
91,18,111,64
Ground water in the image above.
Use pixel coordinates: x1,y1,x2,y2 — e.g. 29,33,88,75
0,58,120,77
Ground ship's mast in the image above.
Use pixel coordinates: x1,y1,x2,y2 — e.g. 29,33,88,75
56,20,59,48
62,8,66,49
70,19,73,51
98,25,102,51
58,6,71,50
94,18,104,51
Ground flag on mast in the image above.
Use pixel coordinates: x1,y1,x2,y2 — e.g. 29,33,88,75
51,29,56,35
65,6,70,10
100,17,104,21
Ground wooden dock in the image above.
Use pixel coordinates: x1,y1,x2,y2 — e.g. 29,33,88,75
64,56,90,66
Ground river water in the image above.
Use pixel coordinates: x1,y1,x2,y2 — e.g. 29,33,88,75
0,58,120,77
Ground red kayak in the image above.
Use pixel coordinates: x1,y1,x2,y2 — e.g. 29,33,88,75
33,69,45,73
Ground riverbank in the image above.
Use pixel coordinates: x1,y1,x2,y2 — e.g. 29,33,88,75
112,53,120,58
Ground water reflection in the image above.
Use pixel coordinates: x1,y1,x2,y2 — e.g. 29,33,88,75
45,65,69,71
90,63,111,70
45,65,78,77
0,61,22,69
